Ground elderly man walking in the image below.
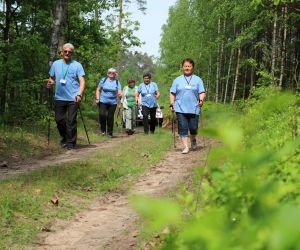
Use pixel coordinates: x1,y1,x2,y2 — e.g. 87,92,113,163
47,43,85,150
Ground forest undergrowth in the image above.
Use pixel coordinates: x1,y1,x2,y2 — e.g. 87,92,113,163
133,87,300,250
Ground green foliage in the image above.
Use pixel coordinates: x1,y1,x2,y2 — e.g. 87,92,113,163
0,129,172,249
0,0,153,124
133,89,300,249
158,0,300,102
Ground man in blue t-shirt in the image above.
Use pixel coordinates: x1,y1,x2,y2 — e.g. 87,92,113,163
47,43,85,149
137,73,160,134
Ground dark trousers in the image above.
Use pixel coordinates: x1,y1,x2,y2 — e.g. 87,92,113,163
176,112,199,137
55,100,78,146
99,102,117,135
142,106,157,133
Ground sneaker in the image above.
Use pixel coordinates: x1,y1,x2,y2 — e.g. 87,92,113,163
107,133,113,138
182,146,189,154
101,131,106,136
191,139,197,150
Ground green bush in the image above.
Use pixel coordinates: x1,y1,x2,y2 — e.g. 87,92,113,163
133,88,300,249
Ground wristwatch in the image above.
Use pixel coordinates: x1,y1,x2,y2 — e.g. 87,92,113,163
77,94,82,98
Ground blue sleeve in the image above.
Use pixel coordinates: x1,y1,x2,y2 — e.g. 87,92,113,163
49,61,56,77
198,78,205,93
170,80,177,94
77,63,85,77
98,78,105,88
153,83,159,92
137,84,142,93
118,81,122,90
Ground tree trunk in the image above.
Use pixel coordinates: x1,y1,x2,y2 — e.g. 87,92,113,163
206,53,212,100
219,16,226,102
279,6,287,88
48,0,68,66
224,48,233,103
116,0,123,73
249,48,257,98
243,66,247,99
231,47,241,104
0,0,12,115
271,7,278,86
215,18,221,102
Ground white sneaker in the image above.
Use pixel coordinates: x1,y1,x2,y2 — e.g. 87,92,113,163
182,146,189,154
191,139,197,150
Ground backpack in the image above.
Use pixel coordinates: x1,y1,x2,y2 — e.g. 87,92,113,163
99,77,119,90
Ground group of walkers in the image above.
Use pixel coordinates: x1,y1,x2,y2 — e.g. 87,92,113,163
47,43,205,154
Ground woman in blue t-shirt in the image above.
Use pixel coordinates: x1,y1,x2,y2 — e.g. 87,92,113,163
137,73,160,134
95,68,122,138
170,58,206,154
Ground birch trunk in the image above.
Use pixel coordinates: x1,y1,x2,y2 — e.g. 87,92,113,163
231,47,241,104
48,0,68,66
243,66,247,99
219,17,226,102
224,49,233,103
248,48,257,98
116,0,123,72
215,18,221,102
206,53,212,100
279,6,287,88
271,7,278,86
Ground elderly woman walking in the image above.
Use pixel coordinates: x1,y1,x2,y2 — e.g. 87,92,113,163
170,58,206,154
121,78,138,135
95,68,122,138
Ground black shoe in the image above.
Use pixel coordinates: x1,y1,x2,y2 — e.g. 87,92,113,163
107,133,113,138
67,144,75,150
60,139,67,148
150,131,154,134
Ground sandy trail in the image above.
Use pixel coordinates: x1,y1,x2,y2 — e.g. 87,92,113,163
28,138,212,250
0,134,131,180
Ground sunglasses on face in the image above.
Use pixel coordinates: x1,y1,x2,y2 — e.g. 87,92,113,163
63,50,73,55
108,72,115,74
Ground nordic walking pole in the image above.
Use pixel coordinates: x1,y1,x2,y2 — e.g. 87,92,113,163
78,105,91,145
172,113,176,148
200,110,206,148
47,88,51,145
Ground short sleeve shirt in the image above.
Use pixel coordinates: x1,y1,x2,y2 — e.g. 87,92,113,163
137,82,159,108
49,59,85,101
98,78,122,105
170,74,205,115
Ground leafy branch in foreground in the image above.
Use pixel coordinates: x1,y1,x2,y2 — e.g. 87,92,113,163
132,90,300,249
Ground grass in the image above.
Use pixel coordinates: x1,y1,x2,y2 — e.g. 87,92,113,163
0,123,172,249
0,109,122,163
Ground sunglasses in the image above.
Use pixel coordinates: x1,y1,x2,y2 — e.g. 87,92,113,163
108,71,116,74
63,50,73,54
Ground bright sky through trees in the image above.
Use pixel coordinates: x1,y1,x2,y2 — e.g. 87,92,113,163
128,0,176,57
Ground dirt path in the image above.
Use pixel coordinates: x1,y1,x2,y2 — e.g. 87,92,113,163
0,134,131,180
28,138,212,250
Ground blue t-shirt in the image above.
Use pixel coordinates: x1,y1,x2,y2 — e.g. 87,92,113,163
49,59,85,101
170,74,205,115
137,82,159,108
98,78,122,105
